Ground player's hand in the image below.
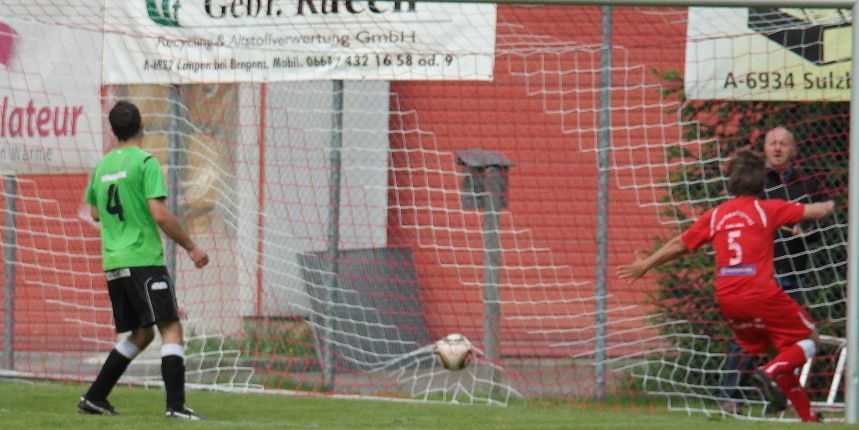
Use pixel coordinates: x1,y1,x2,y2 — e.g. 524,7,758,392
780,225,805,236
188,247,209,268
617,252,649,285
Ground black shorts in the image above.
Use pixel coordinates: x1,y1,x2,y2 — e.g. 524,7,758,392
106,266,179,333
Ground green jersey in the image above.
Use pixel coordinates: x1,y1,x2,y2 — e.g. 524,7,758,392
85,146,167,271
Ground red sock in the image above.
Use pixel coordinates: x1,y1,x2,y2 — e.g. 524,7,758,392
775,373,815,422
764,344,808,378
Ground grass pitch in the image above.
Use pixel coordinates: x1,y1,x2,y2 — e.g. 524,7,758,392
0,379,840,429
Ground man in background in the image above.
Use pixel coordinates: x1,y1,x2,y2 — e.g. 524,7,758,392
761,126,822,303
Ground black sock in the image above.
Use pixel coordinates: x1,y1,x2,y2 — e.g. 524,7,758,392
161,355,185,410
85,349,132,401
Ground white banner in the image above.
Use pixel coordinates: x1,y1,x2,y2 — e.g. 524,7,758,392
685,8,851,101
0,17,103,173
103,0,496,84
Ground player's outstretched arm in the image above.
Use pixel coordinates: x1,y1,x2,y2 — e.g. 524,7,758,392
148,198,210,268
617,235,688,285
802,200,835,221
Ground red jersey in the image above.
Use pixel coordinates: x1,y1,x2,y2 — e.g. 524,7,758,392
681,196,804,301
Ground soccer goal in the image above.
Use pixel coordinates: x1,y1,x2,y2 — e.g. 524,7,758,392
0,0,855,422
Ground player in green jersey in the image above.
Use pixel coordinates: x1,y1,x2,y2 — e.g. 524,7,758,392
78,101,209,420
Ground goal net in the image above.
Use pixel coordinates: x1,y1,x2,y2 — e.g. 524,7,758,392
0,1,848,419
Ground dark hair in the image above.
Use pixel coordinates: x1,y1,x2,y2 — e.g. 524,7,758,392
108,101,142,141
726,148,766,196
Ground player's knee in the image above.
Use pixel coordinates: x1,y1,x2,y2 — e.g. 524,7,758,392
157,320,183,344
809,329,820,343
129,326,156,347
797,338,816,360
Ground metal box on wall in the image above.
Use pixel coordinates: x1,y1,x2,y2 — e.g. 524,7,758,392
454,149,514,210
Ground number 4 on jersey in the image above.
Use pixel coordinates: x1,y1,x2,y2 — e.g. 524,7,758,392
106,184,125,221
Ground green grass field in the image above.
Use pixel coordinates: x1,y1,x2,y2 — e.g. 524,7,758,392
0,379,842,429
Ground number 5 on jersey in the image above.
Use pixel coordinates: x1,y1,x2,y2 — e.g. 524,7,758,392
727,230,742,266
106,184,125,221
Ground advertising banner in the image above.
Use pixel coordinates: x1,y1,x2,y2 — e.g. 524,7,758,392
685,8,851,101
103,0,497,84
0,17,103,173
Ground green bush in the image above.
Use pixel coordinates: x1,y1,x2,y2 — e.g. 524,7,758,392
186,317,318,360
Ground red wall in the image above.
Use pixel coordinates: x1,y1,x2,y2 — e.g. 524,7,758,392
1,175,111,352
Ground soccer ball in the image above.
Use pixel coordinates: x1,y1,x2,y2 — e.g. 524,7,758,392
434,333,473,370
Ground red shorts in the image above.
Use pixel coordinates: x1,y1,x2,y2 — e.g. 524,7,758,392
718,290,815,354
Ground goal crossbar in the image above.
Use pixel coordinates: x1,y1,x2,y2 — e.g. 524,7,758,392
423,0,856,9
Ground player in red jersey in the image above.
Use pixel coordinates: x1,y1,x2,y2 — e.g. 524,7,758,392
618,148,834,422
